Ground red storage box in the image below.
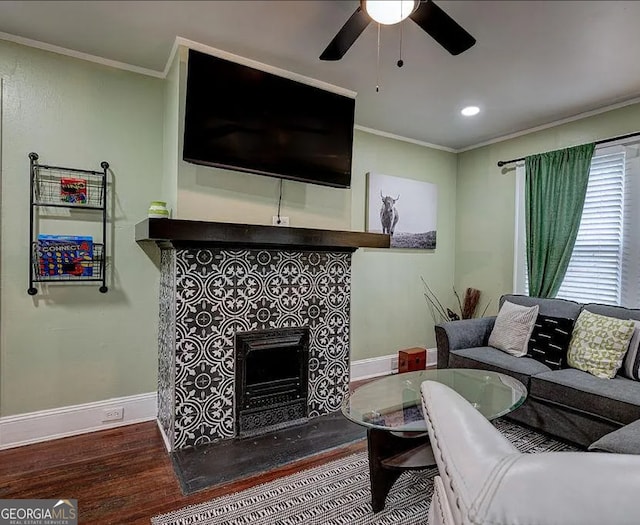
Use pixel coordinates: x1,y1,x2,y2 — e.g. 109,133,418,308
398,347,426,373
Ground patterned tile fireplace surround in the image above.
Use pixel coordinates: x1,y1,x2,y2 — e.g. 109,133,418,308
136,219,389,451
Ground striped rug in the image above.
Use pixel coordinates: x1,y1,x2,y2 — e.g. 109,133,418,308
151,420,577,525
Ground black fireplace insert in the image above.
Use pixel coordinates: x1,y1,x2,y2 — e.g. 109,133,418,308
235,327,310,437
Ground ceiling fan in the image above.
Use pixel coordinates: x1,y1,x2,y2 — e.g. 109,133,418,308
319,0,476,61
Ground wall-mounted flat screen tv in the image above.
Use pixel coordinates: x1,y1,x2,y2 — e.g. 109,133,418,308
183,49,355,189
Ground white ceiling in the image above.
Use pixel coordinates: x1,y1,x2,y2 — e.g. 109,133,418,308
1,0,640,150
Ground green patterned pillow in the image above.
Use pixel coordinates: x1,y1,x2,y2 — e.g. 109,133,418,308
567,310,636,379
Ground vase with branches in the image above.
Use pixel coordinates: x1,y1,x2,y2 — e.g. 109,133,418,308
421,276,490,324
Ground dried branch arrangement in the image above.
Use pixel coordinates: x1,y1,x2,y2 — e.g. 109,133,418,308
421,277,490,324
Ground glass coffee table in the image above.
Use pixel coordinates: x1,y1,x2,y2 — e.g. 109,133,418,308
342,368,527,512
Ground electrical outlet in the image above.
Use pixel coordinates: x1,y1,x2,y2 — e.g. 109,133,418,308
272,216,290,226
102,407,124,422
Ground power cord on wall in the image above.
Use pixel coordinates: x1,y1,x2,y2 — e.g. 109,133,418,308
276,178,283,224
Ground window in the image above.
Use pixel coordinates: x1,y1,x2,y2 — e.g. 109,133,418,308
514,144,640,308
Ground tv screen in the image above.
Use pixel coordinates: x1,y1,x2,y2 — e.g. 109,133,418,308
183,49,355,188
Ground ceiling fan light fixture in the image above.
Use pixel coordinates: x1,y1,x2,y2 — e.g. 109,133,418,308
362,0,418,25
461,106,480,117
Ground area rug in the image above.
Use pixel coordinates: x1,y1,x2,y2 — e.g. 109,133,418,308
151,419,578,525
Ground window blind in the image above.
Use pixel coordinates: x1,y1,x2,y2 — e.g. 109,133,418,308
620,150,640,308
555,151,625,305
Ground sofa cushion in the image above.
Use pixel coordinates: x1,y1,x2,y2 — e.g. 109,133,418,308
488,301,539,357
589,419,640,454
501,294,582,319
530,369,640,425
622,321,640,381
450,347,552,389
583,303,640,322
526,314,575,370
567,310,635,379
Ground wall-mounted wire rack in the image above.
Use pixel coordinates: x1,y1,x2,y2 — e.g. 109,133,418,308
28,152,110,295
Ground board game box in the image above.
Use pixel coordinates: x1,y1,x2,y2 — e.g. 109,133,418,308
60,177,87,204
37,235,94,277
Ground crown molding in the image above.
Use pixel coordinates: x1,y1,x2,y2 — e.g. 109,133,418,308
457,95,640,153
170,36,356,98
0,31,164,78
162,37,181,78
354,125,455,152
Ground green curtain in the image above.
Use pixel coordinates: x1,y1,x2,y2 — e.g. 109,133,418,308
525,143,595,298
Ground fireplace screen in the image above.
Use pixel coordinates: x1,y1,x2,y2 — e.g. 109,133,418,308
246,346,300,386
235,327,309,438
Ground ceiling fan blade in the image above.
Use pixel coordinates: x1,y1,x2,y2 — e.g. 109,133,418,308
409,0,476,56
320,6,371,61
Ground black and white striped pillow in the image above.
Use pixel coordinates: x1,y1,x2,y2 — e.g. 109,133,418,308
622,320,640,380
526,315,575,370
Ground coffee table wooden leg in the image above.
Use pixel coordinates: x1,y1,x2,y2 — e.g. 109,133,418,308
367,428,431,512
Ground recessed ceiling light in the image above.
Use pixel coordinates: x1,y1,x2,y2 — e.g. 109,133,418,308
461,106,480,117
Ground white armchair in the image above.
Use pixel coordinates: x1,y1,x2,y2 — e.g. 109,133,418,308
420,380,640,525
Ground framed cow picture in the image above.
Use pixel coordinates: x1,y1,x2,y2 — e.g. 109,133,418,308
366,172,437,249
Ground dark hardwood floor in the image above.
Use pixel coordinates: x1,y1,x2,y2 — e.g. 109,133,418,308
0,378,381,524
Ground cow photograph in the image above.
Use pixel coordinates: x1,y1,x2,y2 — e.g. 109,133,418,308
366,172,437,249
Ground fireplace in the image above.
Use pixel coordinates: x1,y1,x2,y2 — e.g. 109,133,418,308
158,246,353,449
235,327,309,438
135,218,389,451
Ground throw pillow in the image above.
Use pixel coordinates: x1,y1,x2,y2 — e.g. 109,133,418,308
567,310,636,379
588,419,640,454
621,320,640,380
526,315,575,370
488,300,539,357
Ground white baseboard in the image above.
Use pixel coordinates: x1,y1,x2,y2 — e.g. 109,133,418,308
0,392,157,450
157,419,173,453
426,347,437,367
351,348,437,381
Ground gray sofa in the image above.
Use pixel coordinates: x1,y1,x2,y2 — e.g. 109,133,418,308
435,294,640,448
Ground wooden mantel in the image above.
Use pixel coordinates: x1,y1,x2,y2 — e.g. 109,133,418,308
135,218,390,252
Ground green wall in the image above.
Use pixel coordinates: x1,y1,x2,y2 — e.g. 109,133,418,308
0,41,164,416
162,49,180,216
456,102,640,312
350,131,457,359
